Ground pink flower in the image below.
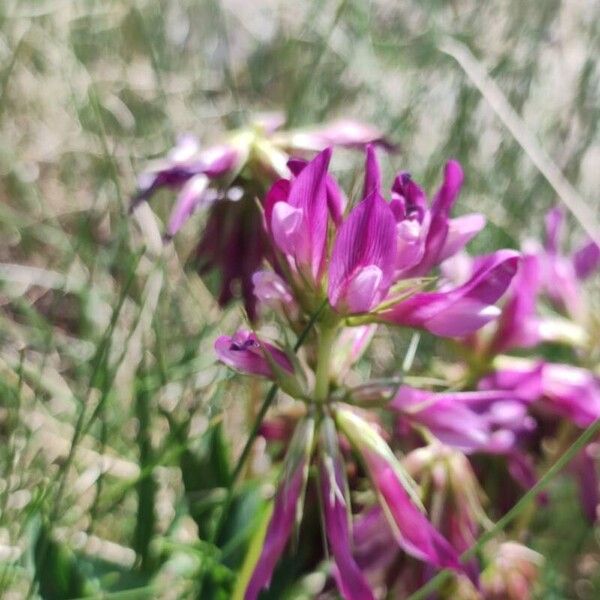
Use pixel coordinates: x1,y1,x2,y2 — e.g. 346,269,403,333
133,136,240,235
214,331,293,379
328,148,397,313
282,119,396,152
269,148,332,284
380,250,520,336
488,253,542,353
391,385,534,453
252,270,297,317
538,206,599,317
481,359,600,428
393,160,485,277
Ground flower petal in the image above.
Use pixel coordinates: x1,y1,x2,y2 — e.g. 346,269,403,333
363,144,381,199
287,157,346,226
573,240,600,280
381,250,519,336
165,174,210,237
288,119,396,151
335,409,462,573
490,253,541,352
412,160,464,274
271,202,304,256
214,331,293,379
328,194,397,313
437,213,486,262
286,148,332,280
319,417,375,600
246,418,315,600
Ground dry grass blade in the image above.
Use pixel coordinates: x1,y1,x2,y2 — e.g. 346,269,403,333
439,36,600,246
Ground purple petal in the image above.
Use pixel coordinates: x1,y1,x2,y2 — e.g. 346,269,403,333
331,325,377,381
364,448,461,570
246,418,315,600
271,202,304,256
132,164,198,207
391,172,428,223
363,145,381,199
542,253,582,317
328,193,397,313
391,386,491,452
541,363,600,427
352,507,397,572
412,160,464,274
286,148,332,280
490,253,541,353
479,362,544,402
197,144,240,178
165,175,209,237
392,386,532,454
437,213,486,262
382,250,520,336
573,241,600,280
263,178,291,231
394,213,431,275
295,119,396,151
214,331,293,379
132,138,238,209
252,271,295,312
507,451,538,491
288,157,346,226
335,409,463,574
482,360,600,428
431,160,464,215
319,418,375,600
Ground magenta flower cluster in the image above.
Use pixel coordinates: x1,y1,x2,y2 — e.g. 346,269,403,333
213,146,525,599
134,117,600,598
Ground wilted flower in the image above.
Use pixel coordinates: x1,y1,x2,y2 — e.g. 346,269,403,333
480,541,543,600
133,116,392,319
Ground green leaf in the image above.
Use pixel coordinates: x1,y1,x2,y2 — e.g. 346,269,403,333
25,517,94,599
232,501,272,600
179,422,231,539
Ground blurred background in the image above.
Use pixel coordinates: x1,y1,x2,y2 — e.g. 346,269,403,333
1,0,599,598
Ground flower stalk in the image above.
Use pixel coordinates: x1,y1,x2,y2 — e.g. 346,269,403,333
314,323,339,402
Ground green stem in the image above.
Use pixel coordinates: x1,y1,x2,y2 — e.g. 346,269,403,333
406,417,600,600
314,325,338,402
197,300,328,595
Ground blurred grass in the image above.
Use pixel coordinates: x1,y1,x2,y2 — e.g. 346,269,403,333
1,0,599,598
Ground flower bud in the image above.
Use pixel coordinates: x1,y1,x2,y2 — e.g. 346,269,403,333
244,417,315,600
334,408,463,573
